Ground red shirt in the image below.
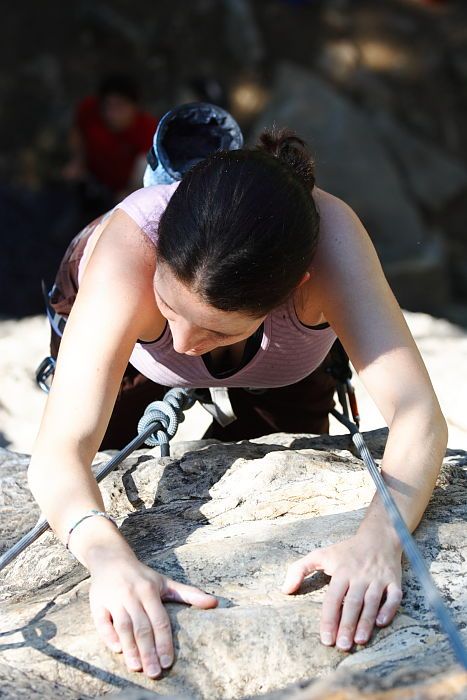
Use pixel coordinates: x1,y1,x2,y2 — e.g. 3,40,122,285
76,95,158,193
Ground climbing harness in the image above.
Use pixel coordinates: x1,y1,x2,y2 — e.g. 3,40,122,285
34,280,62,392
35,355,56,394
0,388,196,573
330,342,467,670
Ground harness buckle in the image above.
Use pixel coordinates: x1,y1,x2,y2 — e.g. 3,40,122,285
195,387,238,427
35,356,56,394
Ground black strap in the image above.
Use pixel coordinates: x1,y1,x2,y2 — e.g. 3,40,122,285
201,322,264,379
146,147,159,171
41,280,67,337
327,338,352,383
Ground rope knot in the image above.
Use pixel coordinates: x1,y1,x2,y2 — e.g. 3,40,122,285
137,388,196,447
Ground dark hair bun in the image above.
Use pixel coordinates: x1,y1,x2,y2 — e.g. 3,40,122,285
255,125,316,190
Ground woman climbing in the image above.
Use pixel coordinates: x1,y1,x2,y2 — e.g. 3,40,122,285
27,105,448,680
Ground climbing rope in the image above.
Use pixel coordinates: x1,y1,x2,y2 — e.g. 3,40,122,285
0,387,197,572
137,388,196,455
332,376,467,670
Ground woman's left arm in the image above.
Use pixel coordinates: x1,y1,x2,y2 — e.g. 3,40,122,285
282,189,448,650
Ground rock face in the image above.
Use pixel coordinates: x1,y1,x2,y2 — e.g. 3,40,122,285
0,315,49,451
1,430,466,699
3,1,467,318
249,61,467,312
341,310,467,451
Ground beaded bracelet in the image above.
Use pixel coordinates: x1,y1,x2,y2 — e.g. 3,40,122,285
65,509,118,552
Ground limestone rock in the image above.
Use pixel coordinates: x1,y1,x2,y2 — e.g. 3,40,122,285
223,0,264,70
249,61,450,310
0,447,41,557
335,310,467,450
1,430,466,698
371,111,467,213
0,315,49,451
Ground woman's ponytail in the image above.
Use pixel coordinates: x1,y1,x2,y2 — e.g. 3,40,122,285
254,125,316,191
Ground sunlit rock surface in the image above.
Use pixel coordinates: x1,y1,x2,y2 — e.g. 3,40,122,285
0,430,466,698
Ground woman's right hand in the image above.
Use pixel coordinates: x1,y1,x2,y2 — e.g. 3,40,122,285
88,552,218,679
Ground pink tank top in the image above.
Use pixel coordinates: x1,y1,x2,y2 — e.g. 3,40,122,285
108,183,337,389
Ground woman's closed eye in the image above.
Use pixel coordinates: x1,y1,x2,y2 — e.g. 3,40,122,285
158,297,235,340
209,330,234,340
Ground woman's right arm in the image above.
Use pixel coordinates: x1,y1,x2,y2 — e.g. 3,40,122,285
27,210,217,678
28,210,156,561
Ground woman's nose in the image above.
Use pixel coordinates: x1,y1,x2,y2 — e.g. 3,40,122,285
169,320,208,354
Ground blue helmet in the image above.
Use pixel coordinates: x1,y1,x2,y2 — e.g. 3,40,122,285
144,101,244,187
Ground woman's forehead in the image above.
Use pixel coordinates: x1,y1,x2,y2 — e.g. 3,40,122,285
154,266,264,332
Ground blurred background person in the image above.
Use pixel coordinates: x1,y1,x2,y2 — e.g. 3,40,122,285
63,74,159,221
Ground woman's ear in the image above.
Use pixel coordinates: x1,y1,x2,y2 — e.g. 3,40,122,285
296,271,311,289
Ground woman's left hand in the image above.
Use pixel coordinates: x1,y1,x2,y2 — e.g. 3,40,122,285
281,533,403,650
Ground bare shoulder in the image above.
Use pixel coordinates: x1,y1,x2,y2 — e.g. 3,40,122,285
295,187,373,325
78,208,164,341
304,187,414,364
81,209,157,283
300,187,389,311
311,187,371,277
313,185,355,225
